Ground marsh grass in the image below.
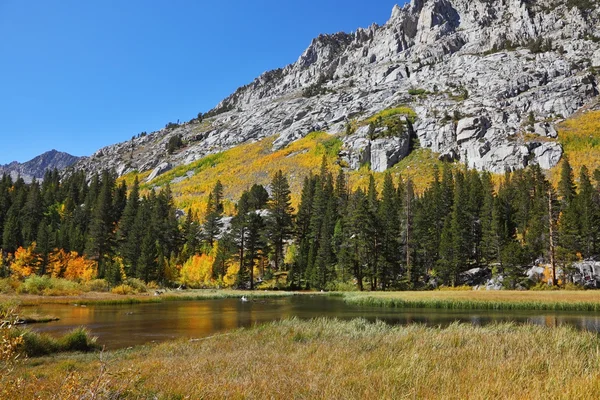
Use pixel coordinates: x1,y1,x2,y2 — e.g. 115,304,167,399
340,290,600,311
8,318,600,399
13,327,99,357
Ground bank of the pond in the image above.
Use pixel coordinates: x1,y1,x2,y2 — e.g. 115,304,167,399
338,290,600,311
5,318,600,399
5,289,600,311
0,289,309,306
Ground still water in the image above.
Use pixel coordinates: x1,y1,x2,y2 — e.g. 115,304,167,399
28,296,600,349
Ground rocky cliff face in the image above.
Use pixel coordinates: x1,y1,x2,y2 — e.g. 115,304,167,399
0,150,80,183
73,0,600,178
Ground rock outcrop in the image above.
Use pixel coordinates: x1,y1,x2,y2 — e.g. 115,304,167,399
0,150,80,183
71,0,600,179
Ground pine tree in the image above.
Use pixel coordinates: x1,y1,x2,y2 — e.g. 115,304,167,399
2,206,21,254
292,175,316,287
117,177,140,262
267,170,294,272
203,189,223,249
450,170,470,286
378,172,400,289
479,172,497,263
366,174,381,290
21,180,43,246
558,156,576,206
85,171,115,277
577,166,598,258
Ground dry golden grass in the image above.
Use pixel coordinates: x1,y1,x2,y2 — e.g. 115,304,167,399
341,290,600,311
343,290,600,303
7,318,600,399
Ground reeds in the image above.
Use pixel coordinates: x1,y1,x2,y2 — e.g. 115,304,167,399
7,318,600,399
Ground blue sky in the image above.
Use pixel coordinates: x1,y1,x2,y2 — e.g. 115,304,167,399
0,0,404,164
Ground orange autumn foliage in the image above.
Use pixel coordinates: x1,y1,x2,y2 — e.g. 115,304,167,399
9,244,39,279
47,250,97,282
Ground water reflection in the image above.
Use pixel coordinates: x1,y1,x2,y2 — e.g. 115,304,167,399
27,297,600,349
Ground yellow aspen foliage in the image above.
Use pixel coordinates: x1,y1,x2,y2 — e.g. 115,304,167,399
180,254,215,287
47,250,97,282
9,244,39,279
223,262,240,287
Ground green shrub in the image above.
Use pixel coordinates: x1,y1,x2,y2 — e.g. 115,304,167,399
18,276,52,295
325,281,359,292
17,330,59,356
18,276,82,296
15,327,98,357
126,278,148,293
59,327,98,352
408,88,427,96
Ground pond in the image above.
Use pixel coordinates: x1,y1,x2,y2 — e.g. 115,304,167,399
28,296,600,349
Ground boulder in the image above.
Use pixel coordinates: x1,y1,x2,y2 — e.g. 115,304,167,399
456,117,491,145
534,122,558,138
146,162,172,182
532,142,563,170
370,136,410,172
593,49,600,67
458,267,491,286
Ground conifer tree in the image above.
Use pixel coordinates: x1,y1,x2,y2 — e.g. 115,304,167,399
577,166,598,257
267,170,294,271
379,172,400,289
558,157,576,206
21,180,43,246
85,171,115,277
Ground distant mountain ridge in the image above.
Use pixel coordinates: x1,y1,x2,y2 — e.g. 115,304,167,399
0,150,80,182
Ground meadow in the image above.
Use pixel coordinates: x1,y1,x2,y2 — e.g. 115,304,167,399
339,289,600,311
4,318,600,399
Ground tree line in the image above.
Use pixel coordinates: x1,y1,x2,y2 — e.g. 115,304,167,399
0,155,599,290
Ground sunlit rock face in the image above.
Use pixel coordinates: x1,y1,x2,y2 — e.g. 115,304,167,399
73,0,600,179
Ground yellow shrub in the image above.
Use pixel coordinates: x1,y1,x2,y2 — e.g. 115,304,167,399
111,284,135,295
180,254,215,288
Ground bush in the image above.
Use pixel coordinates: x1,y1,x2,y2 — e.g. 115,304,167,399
111,284,135,295
167,134,184,154
325,281,359,292
408,88,427,96
18,276,52,295
126,278,148,293
0,278,20,294
59,327,98,353
18,276,82,296
15,327,98,357
84,279,110,292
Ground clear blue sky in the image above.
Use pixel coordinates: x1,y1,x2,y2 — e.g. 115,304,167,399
0,0,404,164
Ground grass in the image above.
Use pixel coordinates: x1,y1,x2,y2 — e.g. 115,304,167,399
0,289,310,306
338,290,600,311
361,106,417,126
6,318,600,399
13,327,99,357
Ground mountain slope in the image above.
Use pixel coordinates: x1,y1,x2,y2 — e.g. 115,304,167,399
72,0,600,180
0,150,80,182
